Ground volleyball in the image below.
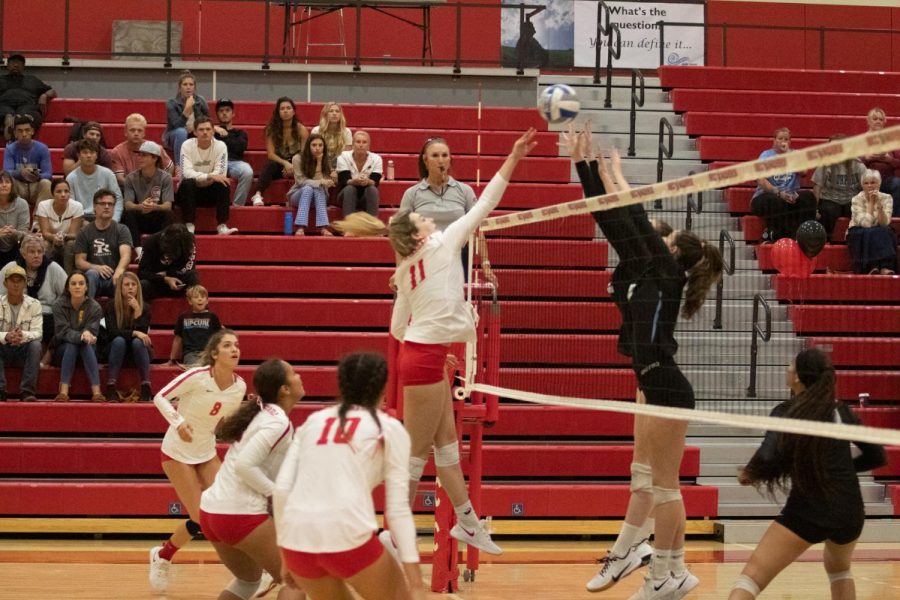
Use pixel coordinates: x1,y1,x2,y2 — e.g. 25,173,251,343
537,84,580,124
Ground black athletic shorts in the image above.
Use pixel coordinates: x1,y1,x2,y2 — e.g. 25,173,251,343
775,509,863,545
636,357,696,410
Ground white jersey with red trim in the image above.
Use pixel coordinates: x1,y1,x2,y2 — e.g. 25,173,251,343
390,172,509,345
153,366,247,464
273,405,419,564
200,403,294,516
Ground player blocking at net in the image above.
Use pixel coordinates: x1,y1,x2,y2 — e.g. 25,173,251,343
565,124,723,599
386,129,538,555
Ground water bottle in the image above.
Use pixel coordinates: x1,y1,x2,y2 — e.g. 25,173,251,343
284,211,293,236
858,392,870,409
387,160,395,181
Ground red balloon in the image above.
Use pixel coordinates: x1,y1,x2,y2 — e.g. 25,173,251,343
770,238,796,274
770,238,813,279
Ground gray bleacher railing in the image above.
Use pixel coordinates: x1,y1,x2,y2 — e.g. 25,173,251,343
626,69,644,158
654,117,673,209
684,169,702,231
747,293,772,399
592,1,622,109
713,229,735,331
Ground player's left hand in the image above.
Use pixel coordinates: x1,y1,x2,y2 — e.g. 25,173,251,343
511,128,538,160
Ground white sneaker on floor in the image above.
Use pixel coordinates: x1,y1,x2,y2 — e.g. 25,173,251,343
378,530,401,563
450,519,502,555
185,223,196,234
148,545,171,592
217,224,239,235
251,192,264,206
254,570,277,598
586,545,646,593
667,570,699,599
628,570,699,600
634,541,654,566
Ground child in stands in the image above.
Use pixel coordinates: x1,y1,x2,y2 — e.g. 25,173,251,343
166,285,222,369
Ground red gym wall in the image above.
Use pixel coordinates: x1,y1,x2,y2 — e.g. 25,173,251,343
2,1,898,71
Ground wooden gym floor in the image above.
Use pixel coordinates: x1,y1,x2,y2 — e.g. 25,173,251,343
0,539,899,599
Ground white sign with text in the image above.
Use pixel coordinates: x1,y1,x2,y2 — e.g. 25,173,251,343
574,2,705,69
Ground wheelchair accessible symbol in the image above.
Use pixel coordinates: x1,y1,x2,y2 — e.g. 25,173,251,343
168,501,183,515
423,492,435,508
511,502,525,516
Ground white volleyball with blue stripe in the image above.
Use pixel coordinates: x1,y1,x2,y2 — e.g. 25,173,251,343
537,84,580,124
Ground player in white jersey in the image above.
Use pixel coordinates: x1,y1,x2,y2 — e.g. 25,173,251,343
199,359,306,600
149,329,247,592
385,129,536,556
274,352,425,600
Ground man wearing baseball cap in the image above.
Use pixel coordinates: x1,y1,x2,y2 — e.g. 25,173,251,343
0,53,57,141
0,264,43,401
122,140,175,252
213,99,256,206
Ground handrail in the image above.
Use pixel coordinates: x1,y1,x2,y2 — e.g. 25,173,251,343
747,293,772,398
603,25,621,108
627,68,645,158
712,229,736,330
592,1,610,85
654,117,673,208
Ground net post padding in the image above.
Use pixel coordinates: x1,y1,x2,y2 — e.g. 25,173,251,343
480,125,900,232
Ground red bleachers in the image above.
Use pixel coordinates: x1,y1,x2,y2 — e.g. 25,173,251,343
672,89,900,116
698,136,823,162
684,112,867,138
789,306,900,334
774,274,900,302
659,66,900,95
743,215,900,243
874,447,900,478
856,407,900,430
809,338,900,368
757,245,851,272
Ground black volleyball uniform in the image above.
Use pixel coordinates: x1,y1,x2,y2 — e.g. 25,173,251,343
745,401,886,544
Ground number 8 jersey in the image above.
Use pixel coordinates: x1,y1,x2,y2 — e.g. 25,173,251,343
153,366,247,464
390,172,510,345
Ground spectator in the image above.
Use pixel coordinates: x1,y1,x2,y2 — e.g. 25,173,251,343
163,70,209,168
103,272,153,403
0,264,42,402
34,179,83,271
1,234,66,367
336,130,382,218
847,169,896,275
110,113,176,186
166,284,221,369
750,128,817,242
73,189,133,299
400,136,476,232
176,117,237,236
248,97,308,206
0,54,56,141
861,107,900,215
812,140,865,239
62,122,113,176
121,141,174,254
51,271,103,402
0,170,29,265
310,101,352,175
3,114,51,210
138,224,198,301
287,133,333,236
212,99,256,207
66,139,123,221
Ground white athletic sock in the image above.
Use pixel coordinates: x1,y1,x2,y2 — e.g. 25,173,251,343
611,522,641,558
454,500,479,529
650,549,673,581
668,547,686,576
636,517,654,544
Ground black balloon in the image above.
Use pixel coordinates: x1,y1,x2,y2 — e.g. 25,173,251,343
796,220,827,258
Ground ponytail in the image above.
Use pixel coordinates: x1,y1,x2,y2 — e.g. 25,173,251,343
218,359,288,443
675,231,724,319
336,352,388,436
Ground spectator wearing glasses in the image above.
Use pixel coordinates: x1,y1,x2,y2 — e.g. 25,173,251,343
73,189,133,299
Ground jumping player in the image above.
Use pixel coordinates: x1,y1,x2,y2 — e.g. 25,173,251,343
386,129,537,555
199,359,307,600
149,329,246,592
274,352,425,600
567,125,723,599
729,348,885,599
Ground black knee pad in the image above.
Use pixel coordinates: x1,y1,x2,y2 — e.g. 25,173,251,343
185,518,202,538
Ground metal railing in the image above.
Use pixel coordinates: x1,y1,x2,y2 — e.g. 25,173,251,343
712,229,735,330
654,117,673,209
747,293,772,398
592,1,622,109
626,69,645,158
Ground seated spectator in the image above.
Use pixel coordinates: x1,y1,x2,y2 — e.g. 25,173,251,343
750,128,816,242
110,113,176,186
248,97,308,206
163,70,209,167
847,169,896,275
0,234,66,367
176,117,237,235
73,189,133,299
0,170,29,265
3,114,51,210
812,141,865,239
336,130,382,218
62,122,113,176
166,284,221,368
66,139,123,221
51,271,103,402
287,134,333,236
400,136,476,232
213,99,255,206
102,272,152,403
34,179,83,272
861,107,900,215
0,54,56,141
311,101,352,176
122,141,174,254
138,223,198,301
0,264,42,402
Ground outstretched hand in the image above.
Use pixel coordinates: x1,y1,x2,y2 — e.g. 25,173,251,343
562,123,581,160
511,128,538,160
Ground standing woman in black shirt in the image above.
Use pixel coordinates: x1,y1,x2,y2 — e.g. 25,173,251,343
729,348,885,599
